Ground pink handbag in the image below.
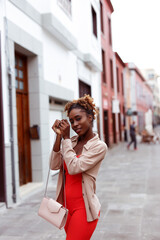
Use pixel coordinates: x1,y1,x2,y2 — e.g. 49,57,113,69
38,162,68,229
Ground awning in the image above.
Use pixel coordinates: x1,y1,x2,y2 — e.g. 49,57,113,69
126,109,138,116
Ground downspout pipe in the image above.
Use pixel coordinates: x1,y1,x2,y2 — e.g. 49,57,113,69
8,66,16,203
0,32,6,204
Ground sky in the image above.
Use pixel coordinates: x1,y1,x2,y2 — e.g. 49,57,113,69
111,0,160,75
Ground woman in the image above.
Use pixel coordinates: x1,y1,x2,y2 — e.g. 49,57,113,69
50,95,107,240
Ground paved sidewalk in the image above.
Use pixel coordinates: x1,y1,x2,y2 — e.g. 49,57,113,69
1,131,160,239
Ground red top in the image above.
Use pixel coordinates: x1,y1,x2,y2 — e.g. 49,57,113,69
64,156,85,214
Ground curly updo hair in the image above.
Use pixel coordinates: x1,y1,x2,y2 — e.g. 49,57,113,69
64,94,98,121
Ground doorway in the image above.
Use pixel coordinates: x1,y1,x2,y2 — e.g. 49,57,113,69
104,110,109,147
79,80,91,97
112,113,117,143
97,107,101,139
15,53,32,185
118,113,122,141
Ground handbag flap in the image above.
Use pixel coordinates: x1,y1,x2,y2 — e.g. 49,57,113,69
47,198,62,213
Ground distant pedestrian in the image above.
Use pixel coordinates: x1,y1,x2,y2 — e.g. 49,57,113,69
127,121,137,150
50,95,108,240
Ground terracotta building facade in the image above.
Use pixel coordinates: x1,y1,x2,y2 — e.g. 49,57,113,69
100,0,115,147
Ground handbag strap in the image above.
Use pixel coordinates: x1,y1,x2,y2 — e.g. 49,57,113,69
44,160,67,209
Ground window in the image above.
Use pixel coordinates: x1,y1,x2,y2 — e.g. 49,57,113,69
102,50,106,83
110,59,114,89
100,1,104,33
79,80,91,97
57,0,72,16
91,6,97,38
108,18,112,45
116,67,120,92
15,54,27,92
148,73,154,79
121,72,124,95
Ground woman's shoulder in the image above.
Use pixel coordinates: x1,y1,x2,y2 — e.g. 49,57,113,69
95,138,108,151
86,134,108,151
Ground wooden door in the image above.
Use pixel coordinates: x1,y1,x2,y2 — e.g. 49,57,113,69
15,53,32,185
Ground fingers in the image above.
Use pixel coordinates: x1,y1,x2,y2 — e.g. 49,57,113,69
52,120,61,128
59,121,67,131
60,119,68,126
63,119,69,124
54,127,61,134
51,119,69,134
52,119,62,134
58,119,70,139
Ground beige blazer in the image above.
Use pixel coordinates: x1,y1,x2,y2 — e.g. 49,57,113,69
50,134,108,222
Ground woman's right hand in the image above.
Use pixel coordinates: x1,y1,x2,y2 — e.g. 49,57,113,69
52,120,62,135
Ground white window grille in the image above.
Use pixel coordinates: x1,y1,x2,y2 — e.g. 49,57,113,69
57,0,72,16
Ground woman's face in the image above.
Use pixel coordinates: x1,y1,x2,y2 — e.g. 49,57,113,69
69,108,92,136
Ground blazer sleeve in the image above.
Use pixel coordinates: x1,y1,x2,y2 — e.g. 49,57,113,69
49,150,63,170
62,139,108,175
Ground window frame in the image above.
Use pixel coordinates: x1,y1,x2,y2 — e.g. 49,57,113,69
91,5,98,38
110,59,114,89
108,17,112,45
102,49,106,83
100,1,104,33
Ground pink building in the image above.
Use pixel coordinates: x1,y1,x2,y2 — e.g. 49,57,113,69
115,52,125,142
126,63,153,133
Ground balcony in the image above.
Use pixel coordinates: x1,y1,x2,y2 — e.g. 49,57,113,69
84,53,102,72
42,12,77,50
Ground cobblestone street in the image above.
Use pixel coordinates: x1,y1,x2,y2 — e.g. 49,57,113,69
1,130,160,240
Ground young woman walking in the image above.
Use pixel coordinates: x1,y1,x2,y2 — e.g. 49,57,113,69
50,95,107,240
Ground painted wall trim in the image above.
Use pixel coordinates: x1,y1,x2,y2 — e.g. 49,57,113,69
7,19,42,56
45,81,74,102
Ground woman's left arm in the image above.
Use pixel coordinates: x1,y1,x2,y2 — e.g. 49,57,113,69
62,139,108,175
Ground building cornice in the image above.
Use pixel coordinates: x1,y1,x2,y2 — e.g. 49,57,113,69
115,52,125,67
106,0,114,13
129,65,153,93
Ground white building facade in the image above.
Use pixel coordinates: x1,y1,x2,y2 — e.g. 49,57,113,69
0,0,102,207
